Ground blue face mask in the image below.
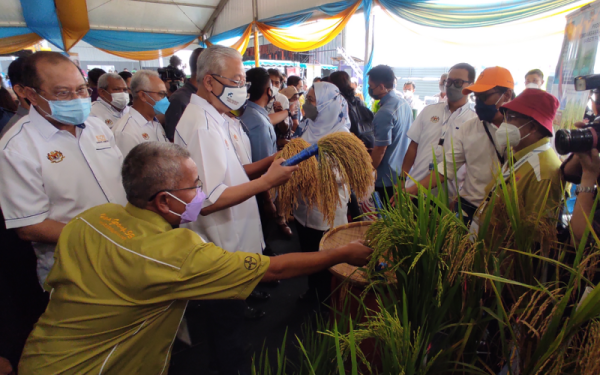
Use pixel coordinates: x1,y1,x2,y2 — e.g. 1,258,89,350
475,94,504,123
145,92,171,115
38,96,91,125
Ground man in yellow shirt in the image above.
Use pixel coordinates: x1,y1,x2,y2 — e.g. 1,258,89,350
18,142,372,374
471,88,562,242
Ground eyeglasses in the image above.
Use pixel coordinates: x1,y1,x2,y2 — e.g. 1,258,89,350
34,87,92,101
140,90,168,100
148,177,202,201
211,74,251,89
444,78,471,89
475,90,503,103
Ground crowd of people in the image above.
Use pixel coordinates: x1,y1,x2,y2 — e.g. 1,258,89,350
0,44,598,375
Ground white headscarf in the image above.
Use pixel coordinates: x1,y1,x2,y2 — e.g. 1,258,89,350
300,82,350,145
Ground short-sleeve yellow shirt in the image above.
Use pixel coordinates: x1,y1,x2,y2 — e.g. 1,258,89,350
19,203,270,375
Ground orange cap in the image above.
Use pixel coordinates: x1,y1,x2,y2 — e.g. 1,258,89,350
462,66,514,95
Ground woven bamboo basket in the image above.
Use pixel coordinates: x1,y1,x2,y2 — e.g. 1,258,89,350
319,221,372,286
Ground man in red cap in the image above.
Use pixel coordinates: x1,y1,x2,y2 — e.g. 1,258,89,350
470,88,562,239
404,66,514,222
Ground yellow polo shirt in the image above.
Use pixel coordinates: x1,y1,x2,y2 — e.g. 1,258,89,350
19,203,270,375
477,138,562,240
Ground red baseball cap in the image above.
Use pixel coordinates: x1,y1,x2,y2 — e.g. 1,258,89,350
500,89,559,136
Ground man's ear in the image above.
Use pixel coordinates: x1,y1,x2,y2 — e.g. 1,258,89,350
203,75,213,92
153,192,171,215
23,86,40,107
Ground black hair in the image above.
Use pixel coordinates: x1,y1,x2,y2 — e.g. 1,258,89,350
87,68,107,86
169,55,182,68
403,81,416,90
329,71,355,100
367,65,395,89
321,76,330,83
267,68,283,80
7,57,27,87
246,67,271,102
119,71,132,81
189,48,204,77
287,75,302,87
313,77,321,83
0,87,17,112
22,51,82,89
525,69,544,80
449,62,476,82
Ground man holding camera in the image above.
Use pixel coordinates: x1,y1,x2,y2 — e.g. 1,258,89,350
471,88,562,237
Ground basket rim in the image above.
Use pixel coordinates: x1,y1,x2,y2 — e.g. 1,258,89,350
318,221,372,251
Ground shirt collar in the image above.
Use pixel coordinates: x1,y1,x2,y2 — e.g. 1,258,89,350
30,105,61,140
129,107,157,127
97,97,122,115
190,94,225,126
125,203,173,232
445,100,471,114
513,137,551,162
380,89,397,105
246,101,269,117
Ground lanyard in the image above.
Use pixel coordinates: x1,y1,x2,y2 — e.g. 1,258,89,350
478,142,551,215
482,121,505,165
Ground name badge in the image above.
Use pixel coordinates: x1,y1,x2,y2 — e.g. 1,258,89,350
95,134,112,150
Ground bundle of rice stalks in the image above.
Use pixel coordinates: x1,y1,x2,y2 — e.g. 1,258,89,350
316,132,374,225
274,132,374,226
271,138,319,219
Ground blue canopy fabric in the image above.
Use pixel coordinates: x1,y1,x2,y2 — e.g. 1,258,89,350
20,0,64,50
82,30,197,52
0,27,34,39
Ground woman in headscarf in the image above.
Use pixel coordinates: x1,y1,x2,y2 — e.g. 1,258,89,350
294,82,350,303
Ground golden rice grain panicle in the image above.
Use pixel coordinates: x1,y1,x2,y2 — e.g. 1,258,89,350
317,132,375,201
272,138,320,219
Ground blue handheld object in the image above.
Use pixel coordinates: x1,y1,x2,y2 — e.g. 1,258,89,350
372,191,384,212
281,144,319,166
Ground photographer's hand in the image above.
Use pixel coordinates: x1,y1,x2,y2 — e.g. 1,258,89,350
578,148,600,181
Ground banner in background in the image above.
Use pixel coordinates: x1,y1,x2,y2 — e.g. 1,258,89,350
552,1,600,129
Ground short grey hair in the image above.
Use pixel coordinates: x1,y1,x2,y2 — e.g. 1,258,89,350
131,69,159,99
98,72,124,90
122,142,191,208
196,45,242,83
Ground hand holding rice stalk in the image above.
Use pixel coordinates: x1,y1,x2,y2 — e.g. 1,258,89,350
272,132,375,226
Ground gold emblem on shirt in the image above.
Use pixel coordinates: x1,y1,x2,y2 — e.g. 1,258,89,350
431,116,440,123
96,135,109,143
142,133,150,140
99,213,136,240
105,119,113,126
244,256,258,270
47,150,65,163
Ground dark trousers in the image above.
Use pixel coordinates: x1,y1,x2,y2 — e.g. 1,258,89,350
348,192,362,222
296,222,331,303
191,299,247,375
454,198,478,226
0,209,48,369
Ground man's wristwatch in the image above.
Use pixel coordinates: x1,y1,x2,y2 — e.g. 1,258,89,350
576,185,597,195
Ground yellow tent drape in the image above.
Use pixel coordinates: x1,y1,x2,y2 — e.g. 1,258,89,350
0,33,42,54
98,40,195,61
206,23,253,55
55,0,90,51
255,0,360,52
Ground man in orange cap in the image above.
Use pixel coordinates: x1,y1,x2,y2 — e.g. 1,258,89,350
471,88,562,242
404,67,514,223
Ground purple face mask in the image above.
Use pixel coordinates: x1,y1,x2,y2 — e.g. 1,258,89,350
167,188,206,224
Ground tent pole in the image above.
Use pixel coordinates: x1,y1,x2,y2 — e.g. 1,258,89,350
252,0,259,67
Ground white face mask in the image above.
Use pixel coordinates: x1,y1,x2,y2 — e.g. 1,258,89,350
439,84,446,93
110,92,129,110
403,90,413,98
213,85,248,111
495,120,533,153
526,82,541,89
272,87,279,96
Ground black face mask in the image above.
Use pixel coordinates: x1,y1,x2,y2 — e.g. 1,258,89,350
368,86,379,100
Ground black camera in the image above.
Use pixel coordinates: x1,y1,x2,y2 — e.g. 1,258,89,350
157,67,184,81
555,74,600,155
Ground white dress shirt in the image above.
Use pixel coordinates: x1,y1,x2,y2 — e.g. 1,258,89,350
112,107,169,157
437,116,502,206
174,94,264,254
405,101,477,199
89,98,129,130
0,106,127,283
225,116,253,166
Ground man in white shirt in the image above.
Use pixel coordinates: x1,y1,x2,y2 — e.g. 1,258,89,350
174,45,297,375
402,63,478,200
112,70,169,157
403,81,424,113
0,51,127,284
404,66,514,223
89,72,129,129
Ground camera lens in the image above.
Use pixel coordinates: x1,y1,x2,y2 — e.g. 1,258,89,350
555,128,596,155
